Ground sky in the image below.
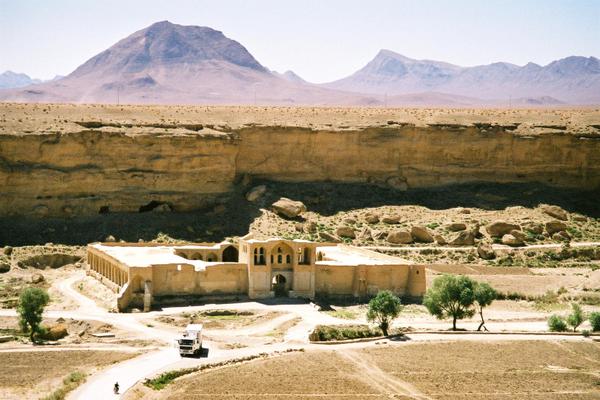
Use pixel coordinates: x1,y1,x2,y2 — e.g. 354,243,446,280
1,0,599,82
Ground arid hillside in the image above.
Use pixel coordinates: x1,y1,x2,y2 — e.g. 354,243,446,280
1,103,599,221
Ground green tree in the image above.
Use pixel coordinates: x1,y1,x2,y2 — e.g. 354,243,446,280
566,303,585,332
17,287,49,342
548,314,568,332
590,312,600,332
423,274,476,330
474,282,497,331
366,290,403,336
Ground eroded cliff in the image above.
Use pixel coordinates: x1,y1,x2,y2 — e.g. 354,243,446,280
1,104,599,217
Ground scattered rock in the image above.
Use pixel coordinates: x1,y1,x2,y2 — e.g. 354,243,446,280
357,227,373,241
364,213,380,224
434,234,447,245
319,231,341,243
335,226,356,239
502,234,524,247
485,221,521,237
371,230,388,240
245,185,267,202
381,215,401,224
31,273,45,283
294,223,304,232
449,231,475,246
240,174,252,187
447,223,467,232
386,176,408,191
33,205,49,217
457,207,471,214
510,230,527,243
304,221,317,234
387,230,413,244
552,231,571,241
410,226,434,243
152,203,172,212
545,220,568,235
3,246,13,256
0,262,10,273
105,235,116,242
523,222,544,235
572,215,587,222
343,217,356,225
477,243,496,260
540,204,568,221
471,223,484,239
272,197,306,218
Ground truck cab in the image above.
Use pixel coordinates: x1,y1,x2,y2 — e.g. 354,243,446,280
176,324,203,356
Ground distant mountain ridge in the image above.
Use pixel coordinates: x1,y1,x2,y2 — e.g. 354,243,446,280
324,49,600,104
0,21,598,105
0,71,42,89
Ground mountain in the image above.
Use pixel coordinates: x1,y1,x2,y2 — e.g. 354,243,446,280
325,50,600,104
274,70,307,84
0,21,367,105
0,71,42,89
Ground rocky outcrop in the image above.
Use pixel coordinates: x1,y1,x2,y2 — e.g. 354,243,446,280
271,197,306,218
1,107,600,218
411,226,434,243
486,221,521,238
387,230,413,244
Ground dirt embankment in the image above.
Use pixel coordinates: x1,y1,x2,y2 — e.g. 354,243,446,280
1,104,599,220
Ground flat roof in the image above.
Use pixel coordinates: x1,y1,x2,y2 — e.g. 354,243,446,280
316,245,412,266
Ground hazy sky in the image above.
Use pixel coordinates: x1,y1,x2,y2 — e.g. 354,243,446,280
1,0,599,82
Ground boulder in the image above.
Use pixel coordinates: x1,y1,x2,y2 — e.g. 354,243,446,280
457,207,471,214
523,222,544,235
3,246,13,256
510,230,527,243
540,204,568,221
245,185,267,202
486,221,521,238
294,223,305,232
303,221,317,234
449,231,475,246
434,234,447,245
364,213,380,224
410,226,434,243
371,230,388,240
386,176,408,191
357,227,373,241
545,220,567,235
0,262,10,273
447,223,467,232
272,197,306,218
477,243,496,260
40,324,68,341
31,273,45,283
105,235,116,242
552,231,571,241
319,231,341,243
381,215,401,224
471,223,484,239
335,226,356,239
343,217,357,225
573,215,588,222
502,234,524,247
386,230,413,244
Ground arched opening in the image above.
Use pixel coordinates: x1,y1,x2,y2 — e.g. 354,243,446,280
222,245,239,262
272,274,287,297
273,244,293,267
191,253,203,261
206,253,218,262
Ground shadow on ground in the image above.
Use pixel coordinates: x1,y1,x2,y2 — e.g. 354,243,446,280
1,181,598,246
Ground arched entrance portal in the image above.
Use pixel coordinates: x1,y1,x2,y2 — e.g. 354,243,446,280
272,274,287,297
222,245,239,262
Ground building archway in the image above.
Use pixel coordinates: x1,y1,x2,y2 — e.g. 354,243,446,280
222,245,238,262
272,274,287,297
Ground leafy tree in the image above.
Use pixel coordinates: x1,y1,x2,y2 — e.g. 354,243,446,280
17,287,49,342
366,290,403,336
548,314,568,332
423,274,476,330
566,303,585,332
590,312,600,332
474,282,497,331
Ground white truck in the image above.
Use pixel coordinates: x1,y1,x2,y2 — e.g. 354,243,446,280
176,324,203,356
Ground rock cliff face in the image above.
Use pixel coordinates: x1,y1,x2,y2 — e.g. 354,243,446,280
2,120,599,217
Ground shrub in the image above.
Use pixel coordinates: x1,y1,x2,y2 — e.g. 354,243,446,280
309,325,382,341
548,315,568,332
17,287,50,342
566,303,585,332
582,329,591,338
41,371,86,400
589,312,600,332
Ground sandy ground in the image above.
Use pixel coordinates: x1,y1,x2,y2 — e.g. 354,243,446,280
145,340,600,400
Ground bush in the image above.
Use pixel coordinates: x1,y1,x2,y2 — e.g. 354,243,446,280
309,325,383,341
548,315,568,332
590,312,600,332
39,324,68,341
566,303,585,332
366,290,402,336
41,371,86,400
582,329,591,338
17,287,50,342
